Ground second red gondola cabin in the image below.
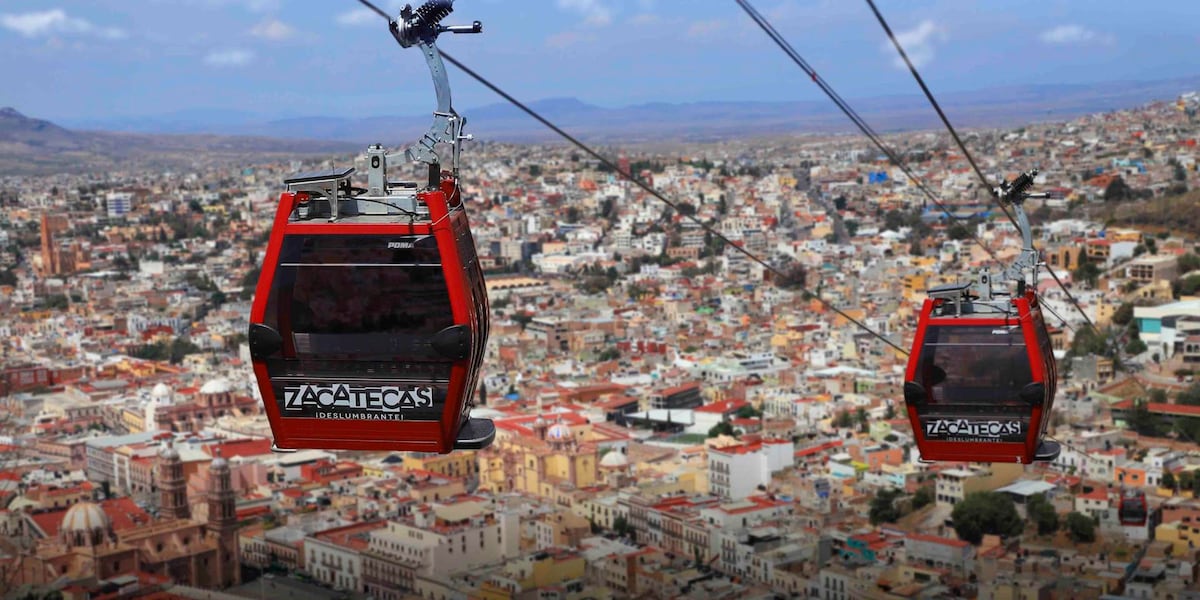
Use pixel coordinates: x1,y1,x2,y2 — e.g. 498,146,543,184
903,285,1059,464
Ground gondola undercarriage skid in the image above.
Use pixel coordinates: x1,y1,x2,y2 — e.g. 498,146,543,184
248,1,494,454
903,170,1062,464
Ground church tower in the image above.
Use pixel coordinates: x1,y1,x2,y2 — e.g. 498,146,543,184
207,449,241,587
158,438,190,520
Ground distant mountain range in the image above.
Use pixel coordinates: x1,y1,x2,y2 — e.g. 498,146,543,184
4,74,1200,176
0,107,358,176
58,75,1200,145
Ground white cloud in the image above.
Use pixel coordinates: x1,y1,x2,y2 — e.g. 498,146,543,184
557,0,612,27
0,9,125,40
337,8,380,27
1040,24,1112,45
687,19,723,39
250,19,294,40
204,48,254,67
883,20,944,69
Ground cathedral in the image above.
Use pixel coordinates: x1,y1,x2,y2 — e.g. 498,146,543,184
8,440,241,590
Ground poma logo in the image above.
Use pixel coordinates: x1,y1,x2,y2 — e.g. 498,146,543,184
924,419,1023,439
283,384,434,413
387,236,428,249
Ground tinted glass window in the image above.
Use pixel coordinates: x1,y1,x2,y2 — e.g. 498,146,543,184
261,233,455,422
265,233,454,360
914,325,1034,405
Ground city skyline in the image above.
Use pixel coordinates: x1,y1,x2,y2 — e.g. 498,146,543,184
1,0,1198,125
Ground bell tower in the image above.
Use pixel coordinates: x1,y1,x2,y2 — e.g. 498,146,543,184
207,448,241,587
158,438,190,520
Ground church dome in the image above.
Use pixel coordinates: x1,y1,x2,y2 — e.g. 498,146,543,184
199,378,232,395
210,448,229,471
160,440,180,460
600,450,629,469
61,501,112,547
546,423,572,441
151,382,172,399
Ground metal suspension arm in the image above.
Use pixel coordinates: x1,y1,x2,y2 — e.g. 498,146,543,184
388,1,481,169
995,170,1043,290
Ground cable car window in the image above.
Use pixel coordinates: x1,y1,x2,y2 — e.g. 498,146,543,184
264,234,454,361
914,325,1034,405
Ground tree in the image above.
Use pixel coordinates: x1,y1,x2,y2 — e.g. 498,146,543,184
1112,303,1134,326
1125,338,1147,355
1104,177,1132,202
1180,253,1200,274
612,515,632,538
0,268,16,287
912,486,934,510
708,421,736,438
947,222,971,241
598,347,620,362
855,406,869,433
833,196,848,211
1073,257,1101,289
869,488,902,525
735,404,762,419
950,492,1023,544
1163,470,1177,490
1065,512,1096,543
834,410,854,429
1179,382,1200,407
884,403,896,420
1027,493,1059,535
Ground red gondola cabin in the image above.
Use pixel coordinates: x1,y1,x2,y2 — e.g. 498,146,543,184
1119,490,1148,526
249,166,492,453
903,284,1059,464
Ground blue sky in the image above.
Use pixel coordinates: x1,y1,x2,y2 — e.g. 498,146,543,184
2,0,1198,122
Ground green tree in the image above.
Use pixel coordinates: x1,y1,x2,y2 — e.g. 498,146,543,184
1112,303,1134,326
1179,253,1200,274
1104,177,1132,202
950,492,1023,545
912,486,934,510
0,268,16,286
598,347,620,362
834,410,854,428
1179,382,1200,407
869,488,903,525
708,421,736,438
1027,493,1059,535
1125,338,1148,355
1069,326,1110,357
1073,258,1102,289
1163,470,1177,490
855,406,869,433
612,515,632,537
1065,512,1096,543
947,222,971,241
735,404,762,419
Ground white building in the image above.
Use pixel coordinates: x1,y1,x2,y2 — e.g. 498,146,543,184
708,438,794,500
367,500,519,580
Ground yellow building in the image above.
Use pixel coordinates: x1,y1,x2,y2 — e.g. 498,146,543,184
405,450,478,480
478,420,598,498
1155,521,1200,556
473,550,608,600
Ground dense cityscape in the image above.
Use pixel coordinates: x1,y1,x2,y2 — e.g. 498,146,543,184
2,86,1200,600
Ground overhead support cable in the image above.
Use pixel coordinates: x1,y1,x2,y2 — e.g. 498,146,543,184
734,0,1002,264
865,0,1101,338
436,50,908,355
